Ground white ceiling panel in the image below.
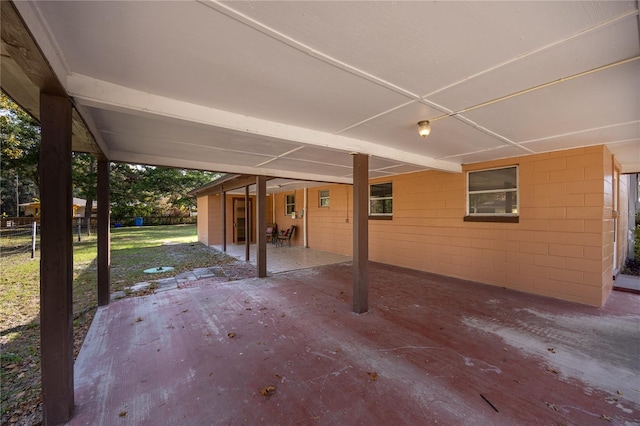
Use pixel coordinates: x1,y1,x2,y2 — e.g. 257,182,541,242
607,140,640,173
37,1,409,133
520,121,640,153
462,61,640,143
5,1,639,179
430,15,640,112
368,157,406,171
258,157,352,177
86,107,306,157
227,1,637,96
343,100,517,159
442,146,530,165
107,135,273,168
283,146,354,168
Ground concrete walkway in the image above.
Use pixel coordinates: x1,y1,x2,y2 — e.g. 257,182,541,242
211,243,352,273
614,274,640,294
113,245,351,300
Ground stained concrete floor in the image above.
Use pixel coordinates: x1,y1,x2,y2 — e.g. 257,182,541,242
71,263,640,425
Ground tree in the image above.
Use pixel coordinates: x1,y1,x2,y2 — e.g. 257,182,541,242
2,91,218,222
72,153,97,235
1,93,40,216
108,163,217,222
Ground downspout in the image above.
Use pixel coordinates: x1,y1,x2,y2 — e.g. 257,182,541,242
303,188,308,248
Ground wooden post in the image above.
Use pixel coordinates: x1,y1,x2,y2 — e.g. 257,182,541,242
256,176,267,278
97,159,111,306
303,188,308,248
352,153,369,314
221,191,227,252
39,93,74,424
245,185,250,261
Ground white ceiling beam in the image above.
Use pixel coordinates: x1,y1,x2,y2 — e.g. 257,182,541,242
108,150,354,184
67,73,462,173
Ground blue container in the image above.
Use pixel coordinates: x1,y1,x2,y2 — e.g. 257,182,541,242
134,217,143,226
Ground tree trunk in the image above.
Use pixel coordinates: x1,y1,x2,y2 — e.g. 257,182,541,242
84,157,96,236
84,197,93,236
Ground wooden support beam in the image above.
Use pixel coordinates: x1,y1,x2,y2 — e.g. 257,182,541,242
39,93,74,424
221,192,227,252
97,159,110,306
256,176,267,278
245,185,250,262
352,153,369,314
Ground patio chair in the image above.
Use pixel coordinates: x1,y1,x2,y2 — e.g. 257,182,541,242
276,225,296,247
266,224,277,244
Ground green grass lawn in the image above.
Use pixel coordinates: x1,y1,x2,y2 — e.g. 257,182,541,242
1,224,235,424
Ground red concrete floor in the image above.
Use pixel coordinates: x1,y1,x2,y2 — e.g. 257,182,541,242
70,262,640,425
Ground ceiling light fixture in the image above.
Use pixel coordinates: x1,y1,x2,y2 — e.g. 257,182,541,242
417,120,431,138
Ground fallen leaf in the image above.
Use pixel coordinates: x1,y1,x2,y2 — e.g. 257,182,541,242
260,385,276,396
617,390,623,395
274,374,282,380
546,367,558,374
601,414,612,422
119,411,127,417
547,347,556,354
136,317,143,322
544,401,559,411
227,332,236,338
367,372,378,381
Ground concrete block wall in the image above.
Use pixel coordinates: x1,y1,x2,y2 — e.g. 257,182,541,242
306,185,352,256
196,145,626,306
299,145,621,306
197,193,273,246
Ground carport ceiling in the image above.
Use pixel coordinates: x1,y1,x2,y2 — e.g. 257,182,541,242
7,1,640,179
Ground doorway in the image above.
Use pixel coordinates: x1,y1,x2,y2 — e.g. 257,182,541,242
233,198,252,244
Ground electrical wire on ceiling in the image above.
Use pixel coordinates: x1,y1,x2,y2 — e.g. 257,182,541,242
427,56,640,123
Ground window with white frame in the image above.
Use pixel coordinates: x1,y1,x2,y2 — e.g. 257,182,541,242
467,166,518,216
285,194,295,215
319,190,330,207
369,182,393,217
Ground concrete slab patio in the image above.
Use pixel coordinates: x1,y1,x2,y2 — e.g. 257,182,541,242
614,274,640,295
71,263,639,425
210,243,352,274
